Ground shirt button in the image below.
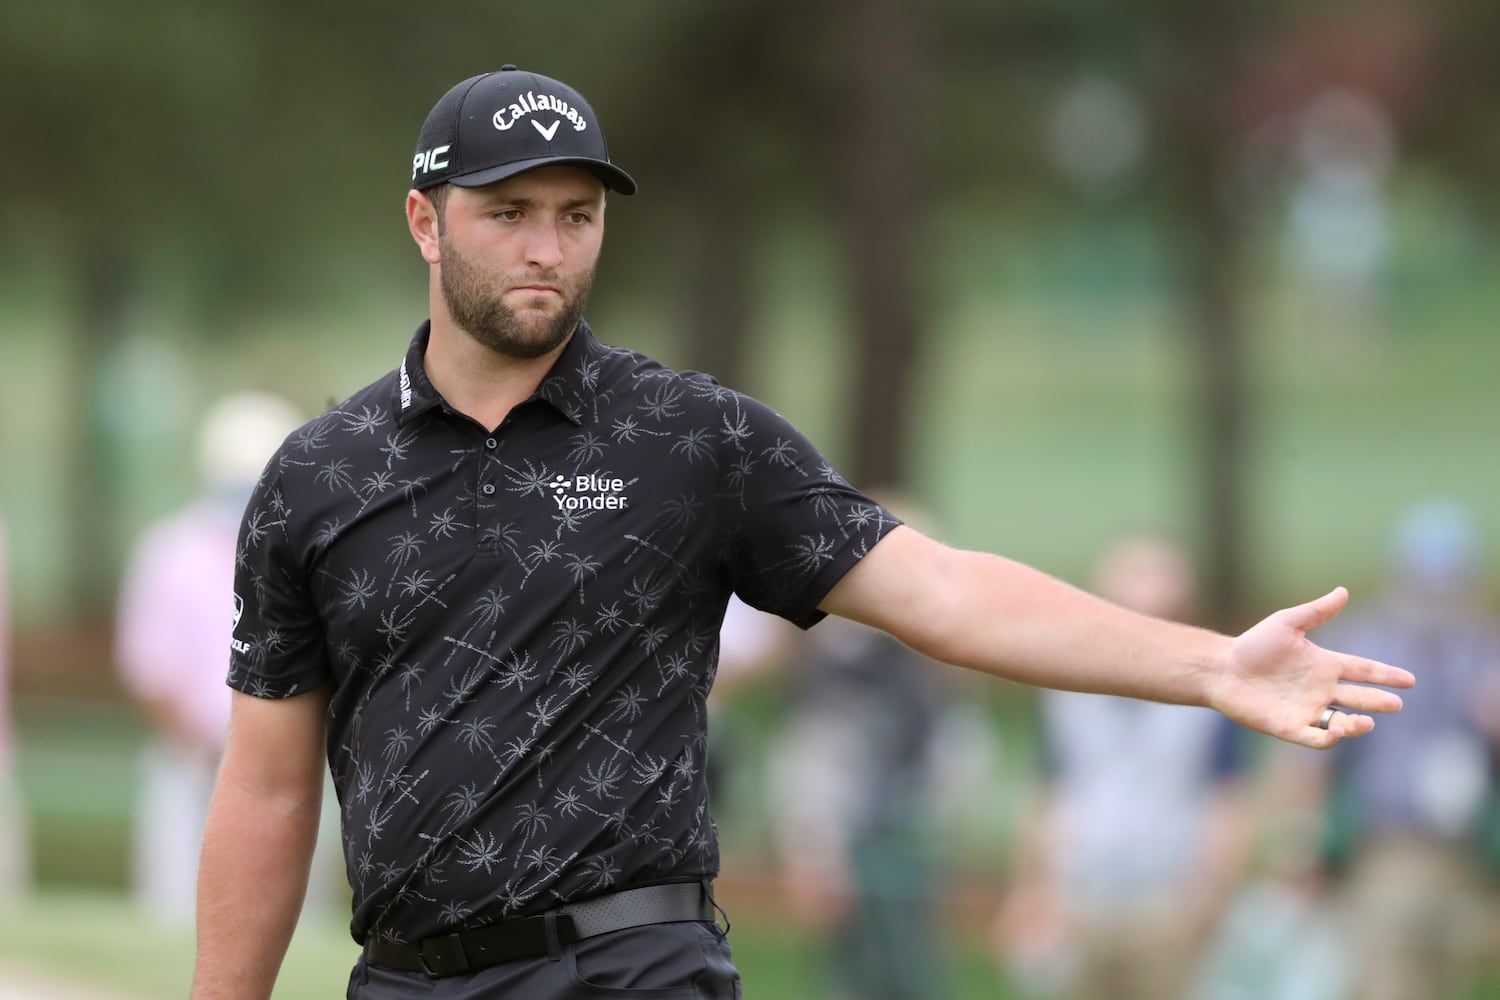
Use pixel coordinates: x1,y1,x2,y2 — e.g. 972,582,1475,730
485,438,498,449
482,483,496,496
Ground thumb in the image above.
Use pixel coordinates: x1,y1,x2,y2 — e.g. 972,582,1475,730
1278,586,1350,633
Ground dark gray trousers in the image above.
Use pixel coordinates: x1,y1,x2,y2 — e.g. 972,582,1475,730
347,920,741,999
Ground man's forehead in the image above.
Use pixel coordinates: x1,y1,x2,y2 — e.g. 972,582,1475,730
462,166,607,203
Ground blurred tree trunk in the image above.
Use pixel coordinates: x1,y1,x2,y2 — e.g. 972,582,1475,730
626,4,777,393
676,100,759,390
825,0,931,490
681,190,755,389
1153,6,1256,628
1181,187,1250,629
63,244,132,621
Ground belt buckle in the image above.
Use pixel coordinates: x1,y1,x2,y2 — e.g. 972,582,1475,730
417,931,468,977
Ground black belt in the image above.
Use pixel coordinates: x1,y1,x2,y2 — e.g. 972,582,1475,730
364,880,718,978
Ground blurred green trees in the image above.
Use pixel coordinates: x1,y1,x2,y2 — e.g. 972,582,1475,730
1,0,1495,627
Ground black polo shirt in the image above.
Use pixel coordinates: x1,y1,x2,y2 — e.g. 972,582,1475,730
228,320,901,946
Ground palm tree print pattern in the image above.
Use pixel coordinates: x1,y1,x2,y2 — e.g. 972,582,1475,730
226,321,900,945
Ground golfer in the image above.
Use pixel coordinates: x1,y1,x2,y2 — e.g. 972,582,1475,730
191,66,1414,1000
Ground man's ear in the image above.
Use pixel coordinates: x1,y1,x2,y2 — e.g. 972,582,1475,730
406,190,442,265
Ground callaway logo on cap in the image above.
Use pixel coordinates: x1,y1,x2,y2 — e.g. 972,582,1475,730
411,65,637,195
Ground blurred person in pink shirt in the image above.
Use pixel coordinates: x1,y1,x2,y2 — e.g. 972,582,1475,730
114,391,305,922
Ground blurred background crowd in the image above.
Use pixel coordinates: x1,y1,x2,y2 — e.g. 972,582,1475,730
2,1,1499,997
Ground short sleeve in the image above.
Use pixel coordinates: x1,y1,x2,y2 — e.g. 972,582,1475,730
715,391,900,627
228,464,331,698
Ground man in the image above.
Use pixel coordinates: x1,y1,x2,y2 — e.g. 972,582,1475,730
191,66,1414,1000
1304,501,1500,1000
995,533,1253,1000
767,616,954,1000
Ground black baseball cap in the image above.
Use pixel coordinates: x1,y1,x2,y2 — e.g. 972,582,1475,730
411,65,636,195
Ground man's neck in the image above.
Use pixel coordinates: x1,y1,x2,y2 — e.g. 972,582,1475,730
423,318,572,432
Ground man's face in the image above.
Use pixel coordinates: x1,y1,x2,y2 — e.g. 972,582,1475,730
435,166,607,360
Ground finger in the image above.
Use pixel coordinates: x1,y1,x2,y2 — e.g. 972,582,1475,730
1289,710,1371,749
1336,653,1417,690
1325,710,1374,739
1330,683,1404,715
1279,586,1350,633
1288,725,1343,750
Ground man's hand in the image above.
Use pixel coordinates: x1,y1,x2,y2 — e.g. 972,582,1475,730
1209,587,1416,749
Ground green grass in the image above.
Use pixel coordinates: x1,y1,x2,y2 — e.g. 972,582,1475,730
0,890,358,999
0,889,1010,999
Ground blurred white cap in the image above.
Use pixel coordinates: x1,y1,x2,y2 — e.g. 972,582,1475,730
196,391,304,491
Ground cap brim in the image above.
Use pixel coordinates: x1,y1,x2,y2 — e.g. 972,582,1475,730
447,155,637,195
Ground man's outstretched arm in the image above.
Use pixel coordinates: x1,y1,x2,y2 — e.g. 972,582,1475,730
820,525,1415,749
192,688,330,1000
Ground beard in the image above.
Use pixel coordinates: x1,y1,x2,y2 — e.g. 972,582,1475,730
438,234,595,360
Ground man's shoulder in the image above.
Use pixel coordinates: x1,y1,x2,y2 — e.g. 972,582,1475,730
322,369,407,430
264,370,403,479
587,337,709,388
584,337,748,413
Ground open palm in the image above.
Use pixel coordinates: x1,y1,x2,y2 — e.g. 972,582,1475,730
1209,587,1416,749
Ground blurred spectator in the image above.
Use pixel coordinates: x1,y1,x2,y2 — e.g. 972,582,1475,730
1285,87,1396,352
764,494,955,1000
994,533,1254,1000
705,594,794,805
1304,499,1500,1000
766,616,953,1000
0,514,31,896
1192,758,1353,1000
113,391,309,922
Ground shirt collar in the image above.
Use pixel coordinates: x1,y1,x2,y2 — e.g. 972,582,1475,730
394,319,606,428
393,321,445,424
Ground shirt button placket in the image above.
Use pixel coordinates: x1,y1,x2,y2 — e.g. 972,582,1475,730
480,435,501,504
475,424,513,554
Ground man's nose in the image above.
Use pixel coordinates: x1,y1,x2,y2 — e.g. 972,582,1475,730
524,221,565,269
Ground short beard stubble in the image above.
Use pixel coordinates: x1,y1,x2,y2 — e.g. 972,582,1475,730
438,230,595,361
